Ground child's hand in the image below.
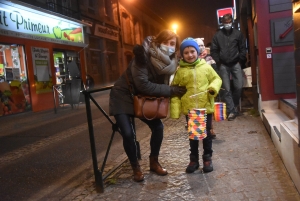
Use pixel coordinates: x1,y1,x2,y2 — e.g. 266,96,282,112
208,90,215,95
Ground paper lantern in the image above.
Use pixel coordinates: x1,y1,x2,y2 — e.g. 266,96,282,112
214,102,227,121
188,108,207,140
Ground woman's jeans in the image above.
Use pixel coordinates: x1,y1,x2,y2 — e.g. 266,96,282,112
218,63,243,114
114,114,164,163
187,113,213,157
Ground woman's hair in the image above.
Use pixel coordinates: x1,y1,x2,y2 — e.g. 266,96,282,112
153,30,179,51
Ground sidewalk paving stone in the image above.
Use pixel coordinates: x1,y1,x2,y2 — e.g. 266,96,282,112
61,112,300,201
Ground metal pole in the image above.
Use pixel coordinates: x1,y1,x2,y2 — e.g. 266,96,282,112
53,85,57,114
83,91,104,192
101,129,116,173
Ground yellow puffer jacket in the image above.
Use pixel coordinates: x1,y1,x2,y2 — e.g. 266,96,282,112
170,58,222,118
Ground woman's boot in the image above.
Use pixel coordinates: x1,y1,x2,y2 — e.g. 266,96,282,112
130,161,144,182
202,154,213,173
186,155,199,173
149,156,168,175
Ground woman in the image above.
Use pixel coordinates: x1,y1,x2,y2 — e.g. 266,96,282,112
109,30,186,182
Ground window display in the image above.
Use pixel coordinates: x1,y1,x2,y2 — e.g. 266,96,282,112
0,44,31,116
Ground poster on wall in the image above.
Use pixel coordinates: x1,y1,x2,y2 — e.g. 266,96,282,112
31,47,53,94
0,64,4,76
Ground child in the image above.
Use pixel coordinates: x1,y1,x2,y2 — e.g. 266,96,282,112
170,38,222,173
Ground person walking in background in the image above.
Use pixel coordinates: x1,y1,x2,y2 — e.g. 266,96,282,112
109,30,187,182
210,13,247,121
195,38,217,71
170,38,222,173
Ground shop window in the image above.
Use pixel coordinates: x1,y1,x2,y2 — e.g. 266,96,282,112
133,16,141,44
97,0,112,20
0,44,31,116
124,51,133,67
142,23,149,39
89,50,102,75
104,0,114,21
46,0,57,11
122,12,134,45
61,0,72,16
88,0,95,14
111,0,119,25
79,0,85,5
88,36,102,75
105,40,119,83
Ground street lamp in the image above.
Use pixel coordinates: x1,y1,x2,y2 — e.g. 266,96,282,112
172,24,178,33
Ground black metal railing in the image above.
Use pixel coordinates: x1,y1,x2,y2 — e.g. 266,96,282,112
46,2,80,19
52,83,73,113
82,86,140,193
16,0,81,20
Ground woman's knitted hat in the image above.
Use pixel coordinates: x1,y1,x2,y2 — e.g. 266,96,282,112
180,37,200,57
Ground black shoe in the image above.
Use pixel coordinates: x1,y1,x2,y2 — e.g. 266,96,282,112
202,154,213,173
186,161,199,173
185,123,188,130
227,113,236,121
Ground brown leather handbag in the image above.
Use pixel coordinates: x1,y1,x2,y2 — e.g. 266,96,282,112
133,95,169,120
125,70,169,120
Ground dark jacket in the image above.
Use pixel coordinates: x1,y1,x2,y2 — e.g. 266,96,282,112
210,28,247,67
109,37,172,116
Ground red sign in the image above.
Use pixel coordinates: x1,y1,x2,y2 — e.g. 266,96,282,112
216,7,233,25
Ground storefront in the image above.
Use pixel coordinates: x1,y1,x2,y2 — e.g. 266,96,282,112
0,0,88,116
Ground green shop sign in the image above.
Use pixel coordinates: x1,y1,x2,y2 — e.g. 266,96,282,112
0,1,85,47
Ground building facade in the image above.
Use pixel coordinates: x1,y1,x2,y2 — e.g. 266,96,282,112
237,0,300,192
0,0,169,116
79,0,168,88
79,0,120,87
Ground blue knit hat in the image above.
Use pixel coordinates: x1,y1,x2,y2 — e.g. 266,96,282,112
180,37,200,57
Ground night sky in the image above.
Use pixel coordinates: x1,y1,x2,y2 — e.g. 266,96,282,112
142,0,233,44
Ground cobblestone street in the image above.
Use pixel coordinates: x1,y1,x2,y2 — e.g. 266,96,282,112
62,113,300,201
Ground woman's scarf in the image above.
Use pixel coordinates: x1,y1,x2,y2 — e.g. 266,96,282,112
148,42,177,76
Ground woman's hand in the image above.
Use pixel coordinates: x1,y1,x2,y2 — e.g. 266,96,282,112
170,85,187,96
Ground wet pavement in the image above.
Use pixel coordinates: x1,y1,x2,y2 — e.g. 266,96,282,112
1,90,300,200
61,113,300,201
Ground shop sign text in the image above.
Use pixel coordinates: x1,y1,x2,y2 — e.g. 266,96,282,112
0,2,85,45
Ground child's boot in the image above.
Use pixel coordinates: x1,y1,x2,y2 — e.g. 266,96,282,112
202,154,213,173
186,155,199,173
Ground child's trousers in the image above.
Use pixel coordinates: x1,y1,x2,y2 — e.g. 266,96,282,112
187,113,213,157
